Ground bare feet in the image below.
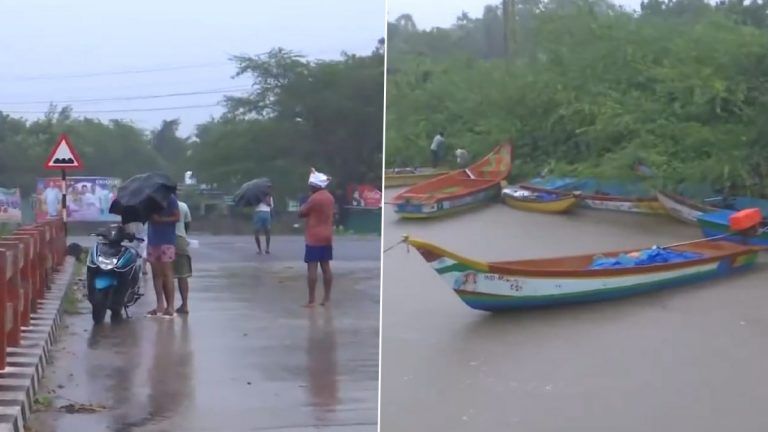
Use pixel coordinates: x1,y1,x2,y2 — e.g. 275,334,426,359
302,302,316,308
161,309,175,319
257,250,263,255
176,306,189,315
320,299,330,306
146,309,159,317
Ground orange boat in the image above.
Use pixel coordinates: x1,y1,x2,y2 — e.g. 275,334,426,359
390,143,513,219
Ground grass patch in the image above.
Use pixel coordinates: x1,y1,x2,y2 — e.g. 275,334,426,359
62,253,87,315
62,286,81,315
0,223,16,237
33,394,53,412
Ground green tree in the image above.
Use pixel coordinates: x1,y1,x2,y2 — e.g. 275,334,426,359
387,1,768,195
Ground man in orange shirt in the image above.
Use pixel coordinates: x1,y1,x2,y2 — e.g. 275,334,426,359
298,168,335,307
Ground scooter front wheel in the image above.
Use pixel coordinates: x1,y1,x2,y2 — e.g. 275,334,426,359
91,290,109,324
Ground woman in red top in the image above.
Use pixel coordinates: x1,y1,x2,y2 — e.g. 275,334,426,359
299,169,335,307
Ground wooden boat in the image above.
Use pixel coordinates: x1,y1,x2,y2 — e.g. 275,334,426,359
384,167,450,188
501,185,580,214
406,236,762,312
390,143,513,219
656,191,716,225
697,210,768,247
521,178,666,214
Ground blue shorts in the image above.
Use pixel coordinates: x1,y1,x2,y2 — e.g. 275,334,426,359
253,211,271,230
304,245,333,263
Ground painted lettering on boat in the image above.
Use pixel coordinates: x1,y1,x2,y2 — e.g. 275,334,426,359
441,189,494,210
482,274,524,291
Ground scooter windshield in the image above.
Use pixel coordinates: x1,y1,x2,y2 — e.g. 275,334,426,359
98,243,123,258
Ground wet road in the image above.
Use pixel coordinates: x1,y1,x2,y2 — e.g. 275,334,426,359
30,235,380,432
380,189,768,432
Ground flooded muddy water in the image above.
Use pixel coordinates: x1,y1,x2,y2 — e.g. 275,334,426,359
380,189,768,432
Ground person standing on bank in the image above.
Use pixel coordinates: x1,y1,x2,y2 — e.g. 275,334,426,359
430,131,445,168
299,168,335,307
146,193,180,318
254,185,274,255
174,199,193,314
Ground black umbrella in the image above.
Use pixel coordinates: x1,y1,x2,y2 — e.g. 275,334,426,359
233,177,272,207
109,172,177,223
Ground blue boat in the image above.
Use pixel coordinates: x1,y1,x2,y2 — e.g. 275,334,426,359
696,209,768,247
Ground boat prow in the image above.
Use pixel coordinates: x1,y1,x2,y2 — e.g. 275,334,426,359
656,191,716,225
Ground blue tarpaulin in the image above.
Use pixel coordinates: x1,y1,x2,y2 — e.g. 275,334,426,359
528,176,655,197
696,209,734,226
590,247,703,269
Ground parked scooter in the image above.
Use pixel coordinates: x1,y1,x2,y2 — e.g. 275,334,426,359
86,224,144,323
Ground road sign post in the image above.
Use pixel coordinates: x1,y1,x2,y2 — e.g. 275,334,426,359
44,134,82,238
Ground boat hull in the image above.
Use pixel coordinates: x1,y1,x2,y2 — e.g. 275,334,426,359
394,185,500,219
501,194,579,213
391,143,513,219
409,238,759,312
580,196,666,214
521,184,665,214
657,191,715,225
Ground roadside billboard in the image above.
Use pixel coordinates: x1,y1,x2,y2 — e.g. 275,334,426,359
35,177,121,222
346,184,382,208
0,187,22,223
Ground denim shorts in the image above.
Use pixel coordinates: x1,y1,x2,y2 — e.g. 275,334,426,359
253,211,271,230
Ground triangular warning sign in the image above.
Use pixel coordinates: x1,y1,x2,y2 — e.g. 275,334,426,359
45,133,82,170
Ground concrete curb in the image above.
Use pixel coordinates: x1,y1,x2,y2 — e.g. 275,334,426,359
0,256,76,432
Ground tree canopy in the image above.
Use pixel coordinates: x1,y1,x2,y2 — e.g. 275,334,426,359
386,0,768,195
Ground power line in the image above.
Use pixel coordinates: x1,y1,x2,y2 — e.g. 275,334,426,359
0,86,252,105
1,51,273,82
1,103,223,114
1,62,230,81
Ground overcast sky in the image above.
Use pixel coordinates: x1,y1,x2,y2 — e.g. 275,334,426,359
0,0,384,136
387,0,643,29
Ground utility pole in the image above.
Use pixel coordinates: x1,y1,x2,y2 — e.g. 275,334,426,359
502,0,510,62
501,0,518,64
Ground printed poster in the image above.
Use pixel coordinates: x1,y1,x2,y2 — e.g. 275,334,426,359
0,187,22,223
346,184,382,208
35,177,121,222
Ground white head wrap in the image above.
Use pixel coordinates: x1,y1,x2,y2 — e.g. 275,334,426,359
308,168,331,189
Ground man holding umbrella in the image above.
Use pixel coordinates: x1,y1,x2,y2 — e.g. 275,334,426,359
232,177,273,255
253,185,274,255
299,168,335,307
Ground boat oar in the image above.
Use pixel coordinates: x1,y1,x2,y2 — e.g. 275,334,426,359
662,227,767,250
383,235,410,253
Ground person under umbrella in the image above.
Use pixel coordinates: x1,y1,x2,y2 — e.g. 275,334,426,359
299,168,335,307
233,177,273,255
253,184,274,255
